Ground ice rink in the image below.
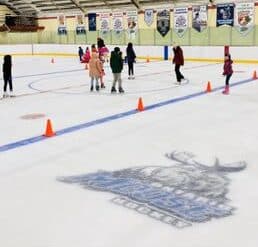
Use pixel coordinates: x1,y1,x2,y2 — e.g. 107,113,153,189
0,55,258,247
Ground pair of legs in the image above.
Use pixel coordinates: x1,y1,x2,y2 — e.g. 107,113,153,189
128,62,134,79
3,76,13,97
223,74,232,94
111,73,124,93
175,64,184,83
90,76,99,91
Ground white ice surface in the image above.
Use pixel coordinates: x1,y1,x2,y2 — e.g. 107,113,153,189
0,56,258,247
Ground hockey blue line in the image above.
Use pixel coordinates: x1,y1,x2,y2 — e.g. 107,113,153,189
0,77,254,153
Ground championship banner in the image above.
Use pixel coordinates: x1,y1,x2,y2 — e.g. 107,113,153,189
76,14,86,34
144,9,154,26
99,12,110,35
88,13,96,31
126,10,138,39
174,7,188,37
216,3,234,27
57,14,67,35
192,5,208,32
113,12,124,35
235,2,254,35
157,9,170,37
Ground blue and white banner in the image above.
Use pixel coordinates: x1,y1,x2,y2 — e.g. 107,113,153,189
99,12,110,35
235,2,254,35
113,12,124,35
144,9,154,26
216,3,234,27
88,13,96,31
174,7,188,37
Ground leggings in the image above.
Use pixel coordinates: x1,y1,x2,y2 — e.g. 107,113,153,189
128,62,134,76
4,76,13,92
225,74,232,86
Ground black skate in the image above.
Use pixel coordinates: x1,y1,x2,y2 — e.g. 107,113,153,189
90,85,93,91
119,87,124,93
111,87,117,93
96,85,100,91
101,83,105,88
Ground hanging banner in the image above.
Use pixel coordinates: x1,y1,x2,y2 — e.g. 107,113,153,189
113,12,124,35
76,14,86,34
157,9,170,37
216,3,234,27
192,5,208,32
88,13,96,31
235,2,254,35
127,10,138,39
174,7,188,37
57,14,67,35
144,9,154,26
99,12,110,35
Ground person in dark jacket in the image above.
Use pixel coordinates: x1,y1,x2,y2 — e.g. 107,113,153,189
78,46,84,62
97,37,105,49
172,43,185,84
110,47,124,93
2,54,13,98
126,42,136,79
222,54,233,95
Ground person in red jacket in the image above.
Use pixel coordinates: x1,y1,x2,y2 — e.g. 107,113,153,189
222,54,233,95
172,43,185,84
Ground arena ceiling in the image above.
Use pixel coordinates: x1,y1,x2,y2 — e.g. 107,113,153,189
2,0,214,15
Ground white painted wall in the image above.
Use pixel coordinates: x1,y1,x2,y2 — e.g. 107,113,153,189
0,44,258,62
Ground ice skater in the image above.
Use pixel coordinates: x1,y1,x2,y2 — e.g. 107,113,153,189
222,54,233,95
88,51,102,91
2,54,14,98
126,42,136,79
172,43,185,84
110,47,124,93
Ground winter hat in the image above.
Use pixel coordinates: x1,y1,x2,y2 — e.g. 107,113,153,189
114,47,120,52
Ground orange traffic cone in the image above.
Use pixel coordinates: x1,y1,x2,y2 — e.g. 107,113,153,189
51,58,55,63
137,97,144,111
146,56,150,63
206,81,212,92
44,119,55,137
252,70,257,79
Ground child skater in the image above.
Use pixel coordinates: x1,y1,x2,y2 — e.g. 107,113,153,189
88,51,102,92
222,54,233,95
2,54,14,98
110,47,124,93
82,47,91,70
78,46,84,62
126,42,136,79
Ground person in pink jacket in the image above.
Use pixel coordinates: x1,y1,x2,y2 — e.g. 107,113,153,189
88,52,102,91
222,54,233,95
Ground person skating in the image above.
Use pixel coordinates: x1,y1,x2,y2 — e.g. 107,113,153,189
2,54,14,98
172,43,185,84
88,51,102,92
110,47,124,93
126,42,136,79
222,54,233,95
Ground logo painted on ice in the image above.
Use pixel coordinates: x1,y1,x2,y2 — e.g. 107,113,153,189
58,151,246,228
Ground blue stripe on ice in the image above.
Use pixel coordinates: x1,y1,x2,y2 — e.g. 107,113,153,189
0,77,254,153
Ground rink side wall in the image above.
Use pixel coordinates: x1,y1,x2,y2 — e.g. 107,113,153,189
0,44,258,64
